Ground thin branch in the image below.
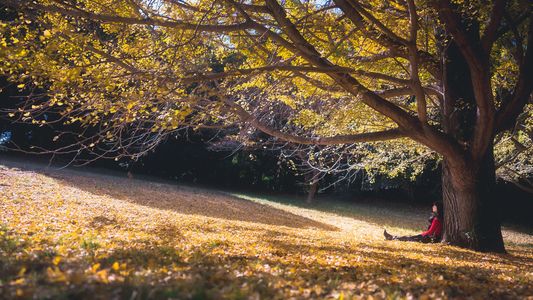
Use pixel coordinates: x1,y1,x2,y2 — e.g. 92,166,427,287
352,70,411,86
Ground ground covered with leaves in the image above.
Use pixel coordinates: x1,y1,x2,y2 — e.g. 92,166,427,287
1,159,532,299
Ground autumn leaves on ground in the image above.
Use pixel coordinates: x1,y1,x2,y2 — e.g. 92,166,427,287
0,159,532,300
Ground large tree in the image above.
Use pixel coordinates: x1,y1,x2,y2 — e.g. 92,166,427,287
1,0,532,252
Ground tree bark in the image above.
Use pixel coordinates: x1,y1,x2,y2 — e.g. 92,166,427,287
440,29,505,253
441,148,505,252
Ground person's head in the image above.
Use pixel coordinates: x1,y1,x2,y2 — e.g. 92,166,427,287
432,201,443,218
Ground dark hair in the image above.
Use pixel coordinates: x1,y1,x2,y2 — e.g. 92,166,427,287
432,201,444,219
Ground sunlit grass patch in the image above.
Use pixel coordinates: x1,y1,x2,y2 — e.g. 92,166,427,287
1,161,532,299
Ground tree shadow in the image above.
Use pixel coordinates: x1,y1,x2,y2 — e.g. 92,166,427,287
1,167,532,300
232,192,533,245
231,192,428,232
3,228,530,300
0,159,338,231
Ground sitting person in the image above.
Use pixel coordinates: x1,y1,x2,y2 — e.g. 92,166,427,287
384,202,443,243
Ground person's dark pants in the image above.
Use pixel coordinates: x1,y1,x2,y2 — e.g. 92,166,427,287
393,234,433,243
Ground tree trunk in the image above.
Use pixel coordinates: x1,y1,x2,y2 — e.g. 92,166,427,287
439,28,505,253
306,179,318,204
441,147,505,252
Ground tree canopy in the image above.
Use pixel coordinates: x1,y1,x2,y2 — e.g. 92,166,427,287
0,0,530,159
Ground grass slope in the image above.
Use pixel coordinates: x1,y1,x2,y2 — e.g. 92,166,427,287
0,159,532,299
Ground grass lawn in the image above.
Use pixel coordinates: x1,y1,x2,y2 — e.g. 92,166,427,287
1,159,532,299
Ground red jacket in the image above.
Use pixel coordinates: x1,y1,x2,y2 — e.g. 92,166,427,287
422,217,442,238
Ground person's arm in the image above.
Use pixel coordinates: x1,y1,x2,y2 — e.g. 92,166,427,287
422,218,442,237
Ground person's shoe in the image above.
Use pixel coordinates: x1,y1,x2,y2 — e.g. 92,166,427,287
384,229,393,240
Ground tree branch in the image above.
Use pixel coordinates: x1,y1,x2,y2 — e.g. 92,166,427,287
377,87,441,98
352,70,411,86
481,0,507,52
350,50,395,63
434,0,485,72
435,0,497,159
496,16,533,133
406,0,427,123
225,100,405,145
347,0,410,46
333,0,441,78
264,0,464,159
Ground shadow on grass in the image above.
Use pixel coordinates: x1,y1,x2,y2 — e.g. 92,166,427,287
2,224,531,300
0,159,337,231
233,192,533,239
231,192,429,232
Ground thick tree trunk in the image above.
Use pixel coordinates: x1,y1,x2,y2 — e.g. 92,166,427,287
441,147,505,252
439,29,505,253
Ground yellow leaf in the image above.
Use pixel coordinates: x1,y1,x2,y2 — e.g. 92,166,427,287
53,256,61,266
112,262,120,271
12,278,25,285
47,267,67,283
96,269,109,283
91,263,101,272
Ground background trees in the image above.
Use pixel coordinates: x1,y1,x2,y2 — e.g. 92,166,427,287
1,0,532,252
